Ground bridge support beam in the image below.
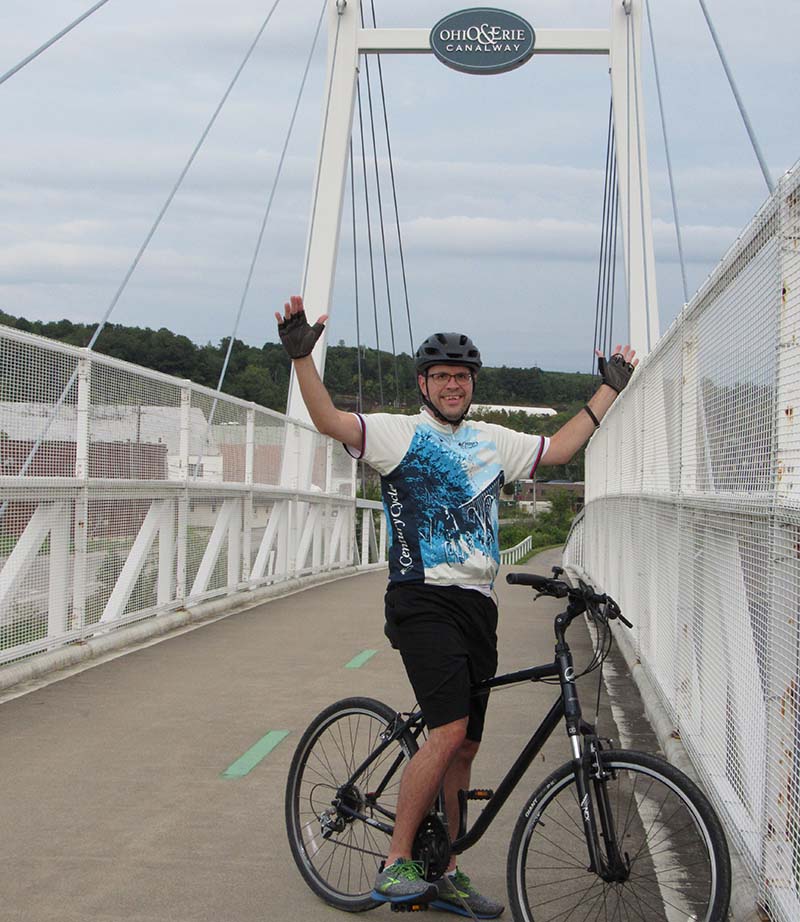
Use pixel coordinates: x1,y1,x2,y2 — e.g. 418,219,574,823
610,0,659,355
287,0,660,442
287,0,362,425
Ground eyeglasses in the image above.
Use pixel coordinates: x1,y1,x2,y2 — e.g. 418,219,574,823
427,371,473,386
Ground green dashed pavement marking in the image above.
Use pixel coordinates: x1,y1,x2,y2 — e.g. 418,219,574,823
221,730,290,778
221,650,378,778
345,649,377,669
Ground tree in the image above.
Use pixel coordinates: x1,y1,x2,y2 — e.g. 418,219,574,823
0,309,595,445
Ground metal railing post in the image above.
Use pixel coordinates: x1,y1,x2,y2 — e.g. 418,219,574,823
47,503,71,646
175,382,191,601
71,352,91,631
243,406,255,583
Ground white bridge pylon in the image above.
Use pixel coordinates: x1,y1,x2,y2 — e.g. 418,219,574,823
287,0,659,428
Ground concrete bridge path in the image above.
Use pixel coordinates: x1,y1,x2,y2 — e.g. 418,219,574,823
0,549,657,922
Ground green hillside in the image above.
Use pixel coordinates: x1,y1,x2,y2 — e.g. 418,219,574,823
0,311,594,480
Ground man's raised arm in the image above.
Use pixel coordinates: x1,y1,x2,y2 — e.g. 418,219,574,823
275,295,363,449
542,345,638,466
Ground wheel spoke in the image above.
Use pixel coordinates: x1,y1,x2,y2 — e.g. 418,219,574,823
286,701,415,908
510,756,726,922
526,875,606,922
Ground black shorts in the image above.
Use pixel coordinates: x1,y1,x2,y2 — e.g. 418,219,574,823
384,582,498,742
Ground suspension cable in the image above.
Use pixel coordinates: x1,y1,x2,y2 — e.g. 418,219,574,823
600,148,619,361
600,137,619,355
594,102,620,369
629,8,653,352
624,12,632,327
644,0,688,303
356,73,385,406
369,1,414,356
593,100,615,373
608,188,619,359
349,141,364,417
362,52,400,405
359,7,400,405
217,0,325,394
0,0,113,88
605,149,620,358
1,0,286,498
88,0,286,355
697,0,774,194
193,0,326,479
349,139,366,498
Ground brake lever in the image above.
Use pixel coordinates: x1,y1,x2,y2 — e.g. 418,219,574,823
605,598,633,629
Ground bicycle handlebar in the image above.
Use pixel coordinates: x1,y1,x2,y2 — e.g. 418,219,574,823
506,572,569,597
505,571,633,628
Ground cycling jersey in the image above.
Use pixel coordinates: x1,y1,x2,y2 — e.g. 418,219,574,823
346,410,548,587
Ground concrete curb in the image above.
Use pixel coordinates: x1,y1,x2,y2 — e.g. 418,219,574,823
0,565,384,694
564,564,763,922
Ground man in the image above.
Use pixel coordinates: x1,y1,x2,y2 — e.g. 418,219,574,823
276,295,637,918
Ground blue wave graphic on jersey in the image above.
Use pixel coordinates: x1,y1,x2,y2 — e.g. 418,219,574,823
381,426,503,580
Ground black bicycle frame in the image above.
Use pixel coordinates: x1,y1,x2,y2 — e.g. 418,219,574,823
451,664,563,855
337,611,622,877
336,661,564,851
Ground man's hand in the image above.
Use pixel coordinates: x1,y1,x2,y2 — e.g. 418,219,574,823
543,344,638,465
272,295,363,449
596,344,638,393
275,295,328,360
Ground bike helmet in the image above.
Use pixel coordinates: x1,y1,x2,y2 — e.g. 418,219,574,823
414,332,482,374
414,332,482,425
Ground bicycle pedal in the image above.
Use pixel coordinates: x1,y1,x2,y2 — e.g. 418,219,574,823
465,788,494,800
389,902,429,912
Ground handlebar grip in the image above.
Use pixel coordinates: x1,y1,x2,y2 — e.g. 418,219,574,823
506,572,570,598
506,572,551,589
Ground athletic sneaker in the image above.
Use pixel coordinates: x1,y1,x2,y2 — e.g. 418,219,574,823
431,867,505,918
372,858,438,903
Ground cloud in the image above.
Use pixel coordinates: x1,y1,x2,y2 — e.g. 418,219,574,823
401,213,744,265
403,215,598,259
0,0,797,370
651,218,745,264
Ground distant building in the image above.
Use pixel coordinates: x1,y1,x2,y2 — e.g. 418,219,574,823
0,402,226,477
516,479,584,509
471,404,556,417
0,403,223,537
0,402,329,536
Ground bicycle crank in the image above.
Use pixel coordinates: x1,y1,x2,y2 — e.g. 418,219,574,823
411,813,451,881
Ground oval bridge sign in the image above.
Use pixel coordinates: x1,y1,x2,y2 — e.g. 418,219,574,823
430,8,536,75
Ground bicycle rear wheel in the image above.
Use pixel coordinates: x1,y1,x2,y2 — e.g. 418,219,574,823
507,749,731,922
285,696,419,912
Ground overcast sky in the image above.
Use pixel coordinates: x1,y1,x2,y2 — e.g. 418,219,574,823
0,0,797,374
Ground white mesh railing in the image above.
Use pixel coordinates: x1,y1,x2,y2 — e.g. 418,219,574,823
564,161,800,922
0,328,387,667
500,535,533,565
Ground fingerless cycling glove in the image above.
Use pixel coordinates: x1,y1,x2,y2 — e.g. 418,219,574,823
278,310,325,359
598,353,635,393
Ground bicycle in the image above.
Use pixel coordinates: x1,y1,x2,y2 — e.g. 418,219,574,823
285,568,732,921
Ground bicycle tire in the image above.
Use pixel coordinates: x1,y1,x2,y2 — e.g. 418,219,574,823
285,696,419,912
507,749,731,922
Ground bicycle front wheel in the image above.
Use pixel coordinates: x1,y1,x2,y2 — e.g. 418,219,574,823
285,696,419,912
507,749,731,922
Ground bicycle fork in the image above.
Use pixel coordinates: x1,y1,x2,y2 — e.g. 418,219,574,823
556,627,629,883
571,739,630,882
